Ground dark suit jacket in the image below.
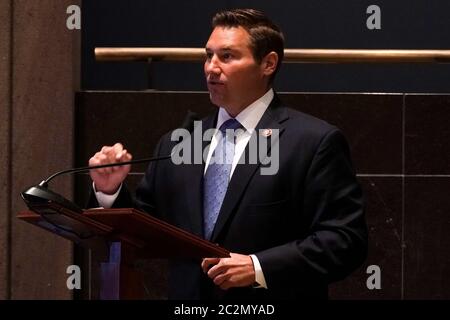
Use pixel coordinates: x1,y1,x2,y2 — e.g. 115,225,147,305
89,95,368,300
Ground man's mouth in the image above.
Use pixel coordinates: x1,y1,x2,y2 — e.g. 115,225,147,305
207,80,225,85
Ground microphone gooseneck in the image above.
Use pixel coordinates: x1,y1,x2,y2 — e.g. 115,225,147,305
41,154,172,187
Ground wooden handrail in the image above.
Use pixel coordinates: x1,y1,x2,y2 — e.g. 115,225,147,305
95,47,450,63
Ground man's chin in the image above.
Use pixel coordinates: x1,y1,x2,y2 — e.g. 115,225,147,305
209,94,226,107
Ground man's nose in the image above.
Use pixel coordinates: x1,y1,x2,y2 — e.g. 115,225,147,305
205,55,221,75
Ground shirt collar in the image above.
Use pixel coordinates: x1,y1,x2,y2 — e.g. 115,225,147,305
216,88,274,133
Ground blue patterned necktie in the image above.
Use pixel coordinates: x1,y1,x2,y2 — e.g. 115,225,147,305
203,118,242,240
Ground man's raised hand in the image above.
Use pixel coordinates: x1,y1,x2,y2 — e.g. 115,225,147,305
88,142,132,194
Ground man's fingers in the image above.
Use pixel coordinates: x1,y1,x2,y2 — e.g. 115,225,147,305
201,257,220,273
112,150,133,171
112,142,124,156
116,149,126,160
207,263,226,279
99,143,122,162
90,144,132,176
111,150,126,171
113,142,124,149
91,153,107,174
213,271,230,286
117,149,132,161
101,146,112,153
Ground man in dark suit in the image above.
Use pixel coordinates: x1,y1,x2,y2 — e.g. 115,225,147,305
88,9,367,299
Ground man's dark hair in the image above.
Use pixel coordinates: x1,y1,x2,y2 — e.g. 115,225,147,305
212,8,285,83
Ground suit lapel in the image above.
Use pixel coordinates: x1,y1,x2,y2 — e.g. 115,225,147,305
210,97,289,242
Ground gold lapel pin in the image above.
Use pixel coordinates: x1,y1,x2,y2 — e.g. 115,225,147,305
261,128,272,137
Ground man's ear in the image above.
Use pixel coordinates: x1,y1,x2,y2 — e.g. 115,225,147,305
261,52,279,77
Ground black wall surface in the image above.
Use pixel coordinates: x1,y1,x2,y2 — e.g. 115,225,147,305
75,91,450,299
77,0,450,300
82,0,450,92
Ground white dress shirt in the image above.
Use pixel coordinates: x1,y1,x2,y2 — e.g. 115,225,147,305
95,88,274,289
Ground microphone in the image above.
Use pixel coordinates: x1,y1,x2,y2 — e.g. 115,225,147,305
20,154,173,213
20,111,200,238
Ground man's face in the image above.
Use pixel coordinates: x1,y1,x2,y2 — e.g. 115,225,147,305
204,26,268,116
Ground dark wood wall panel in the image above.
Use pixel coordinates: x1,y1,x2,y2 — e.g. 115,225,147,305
404,178,450,299
330,177,403,299
405,95,450,175
403,94,450,299
280,93,403,174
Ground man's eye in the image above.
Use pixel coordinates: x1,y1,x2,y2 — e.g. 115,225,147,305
206,52,213,60
223,53,232,60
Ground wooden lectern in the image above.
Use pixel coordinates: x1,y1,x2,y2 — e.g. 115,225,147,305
17,203,229,299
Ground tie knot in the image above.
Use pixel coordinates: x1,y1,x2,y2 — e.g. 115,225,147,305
219,118,242,134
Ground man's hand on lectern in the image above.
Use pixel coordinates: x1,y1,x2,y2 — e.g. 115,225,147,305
89,142,132,195
201,253,256,290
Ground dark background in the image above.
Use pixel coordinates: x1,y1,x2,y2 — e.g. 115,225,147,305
74,90,450,299
4,0,449,301
82,0,450,92
77,1,450,300
76,0,450,300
